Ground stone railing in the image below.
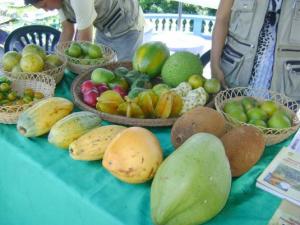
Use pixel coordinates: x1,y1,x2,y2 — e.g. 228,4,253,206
144,13,215,38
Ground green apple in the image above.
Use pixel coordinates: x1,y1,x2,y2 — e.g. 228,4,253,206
224,100,244,114
260,100,278,117
88,44,103,59
228,110,248,123
268,114,291,129
188,74,205,89
67,43,82,58
204,78,221,94
248,119,267,128
247,107,268,121
241,97,257,111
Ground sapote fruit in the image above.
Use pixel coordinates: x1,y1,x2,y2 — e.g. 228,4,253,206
171,106,226,148
221,126,266,177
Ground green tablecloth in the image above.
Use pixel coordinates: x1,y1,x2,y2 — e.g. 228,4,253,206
0,72,290,225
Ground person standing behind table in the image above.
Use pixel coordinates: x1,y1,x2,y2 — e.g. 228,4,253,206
24,0,145,61
211,0,300,101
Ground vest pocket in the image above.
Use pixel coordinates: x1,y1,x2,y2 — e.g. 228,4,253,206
220,46,244,87
229,0,256,39
283,60,300,100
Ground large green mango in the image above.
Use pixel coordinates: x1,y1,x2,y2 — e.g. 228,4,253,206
132,41,170,78
151,133,231,225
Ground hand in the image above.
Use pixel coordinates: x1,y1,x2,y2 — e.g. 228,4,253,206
211,66,228,89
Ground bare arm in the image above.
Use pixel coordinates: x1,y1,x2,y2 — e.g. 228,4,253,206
211,0,234,88
75,25,93,42
59,20,75,43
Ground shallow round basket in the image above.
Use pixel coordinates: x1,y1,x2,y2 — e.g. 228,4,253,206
0,73,56,124
2,55,67,84
215,87,300,146
71,61,179,127
56,41,117,75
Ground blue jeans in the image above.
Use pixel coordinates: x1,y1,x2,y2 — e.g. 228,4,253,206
95,29,143,61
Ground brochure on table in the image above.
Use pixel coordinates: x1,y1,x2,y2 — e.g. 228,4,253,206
256,129,300,206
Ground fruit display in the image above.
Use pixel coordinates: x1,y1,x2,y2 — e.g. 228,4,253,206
151,133,231,225
102,127,163,184
2,44,64,74
17,97,74,137
215,87,300,145
221,126,265,177
56,41,117,74
69,125,126,161
48,111,102,149
0,76,45,107
75,61,220,124
223,97,293,129
65,42,103,61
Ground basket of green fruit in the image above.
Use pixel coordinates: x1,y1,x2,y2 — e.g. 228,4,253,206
0,73,56,124
71,61,219,127
55,41,117,74
215,87,300,145
1,44,67,84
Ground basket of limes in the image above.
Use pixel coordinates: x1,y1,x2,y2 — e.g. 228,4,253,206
0,73,55,124
55,41,117,74
215,87,300,146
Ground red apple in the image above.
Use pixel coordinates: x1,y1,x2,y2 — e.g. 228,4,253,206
113,85,127,98
81,80,96,94
83,89,99,107
95,83,109,95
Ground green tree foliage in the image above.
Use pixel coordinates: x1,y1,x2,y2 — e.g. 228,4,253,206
139,0,216,15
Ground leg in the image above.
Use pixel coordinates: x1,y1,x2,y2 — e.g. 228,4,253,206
95,30,143,61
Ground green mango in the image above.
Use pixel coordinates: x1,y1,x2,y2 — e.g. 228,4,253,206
151,133,231,225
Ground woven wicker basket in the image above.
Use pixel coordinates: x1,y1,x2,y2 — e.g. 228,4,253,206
55,41,117,75
215,87,300,146
0,73,56,124
71,61,178,127
2,55,67,84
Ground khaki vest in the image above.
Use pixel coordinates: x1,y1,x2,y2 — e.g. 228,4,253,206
61,0,144,38
220,0,300,101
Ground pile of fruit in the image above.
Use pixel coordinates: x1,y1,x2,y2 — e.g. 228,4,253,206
64,42,103,64
0,76,44,107
79,41,221,119
2,44,63,74
223,97,293,129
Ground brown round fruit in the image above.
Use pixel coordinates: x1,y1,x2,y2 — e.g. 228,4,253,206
171,106,226,148
221,126,265,177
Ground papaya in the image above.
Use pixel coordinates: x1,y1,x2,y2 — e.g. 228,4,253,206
17,97,74,137
133,41,170,78
103,127,163,184
48,111,101,149
69,125,126,161
151,133,231,225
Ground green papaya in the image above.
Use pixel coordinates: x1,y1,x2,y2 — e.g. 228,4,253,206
151,133,231,225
